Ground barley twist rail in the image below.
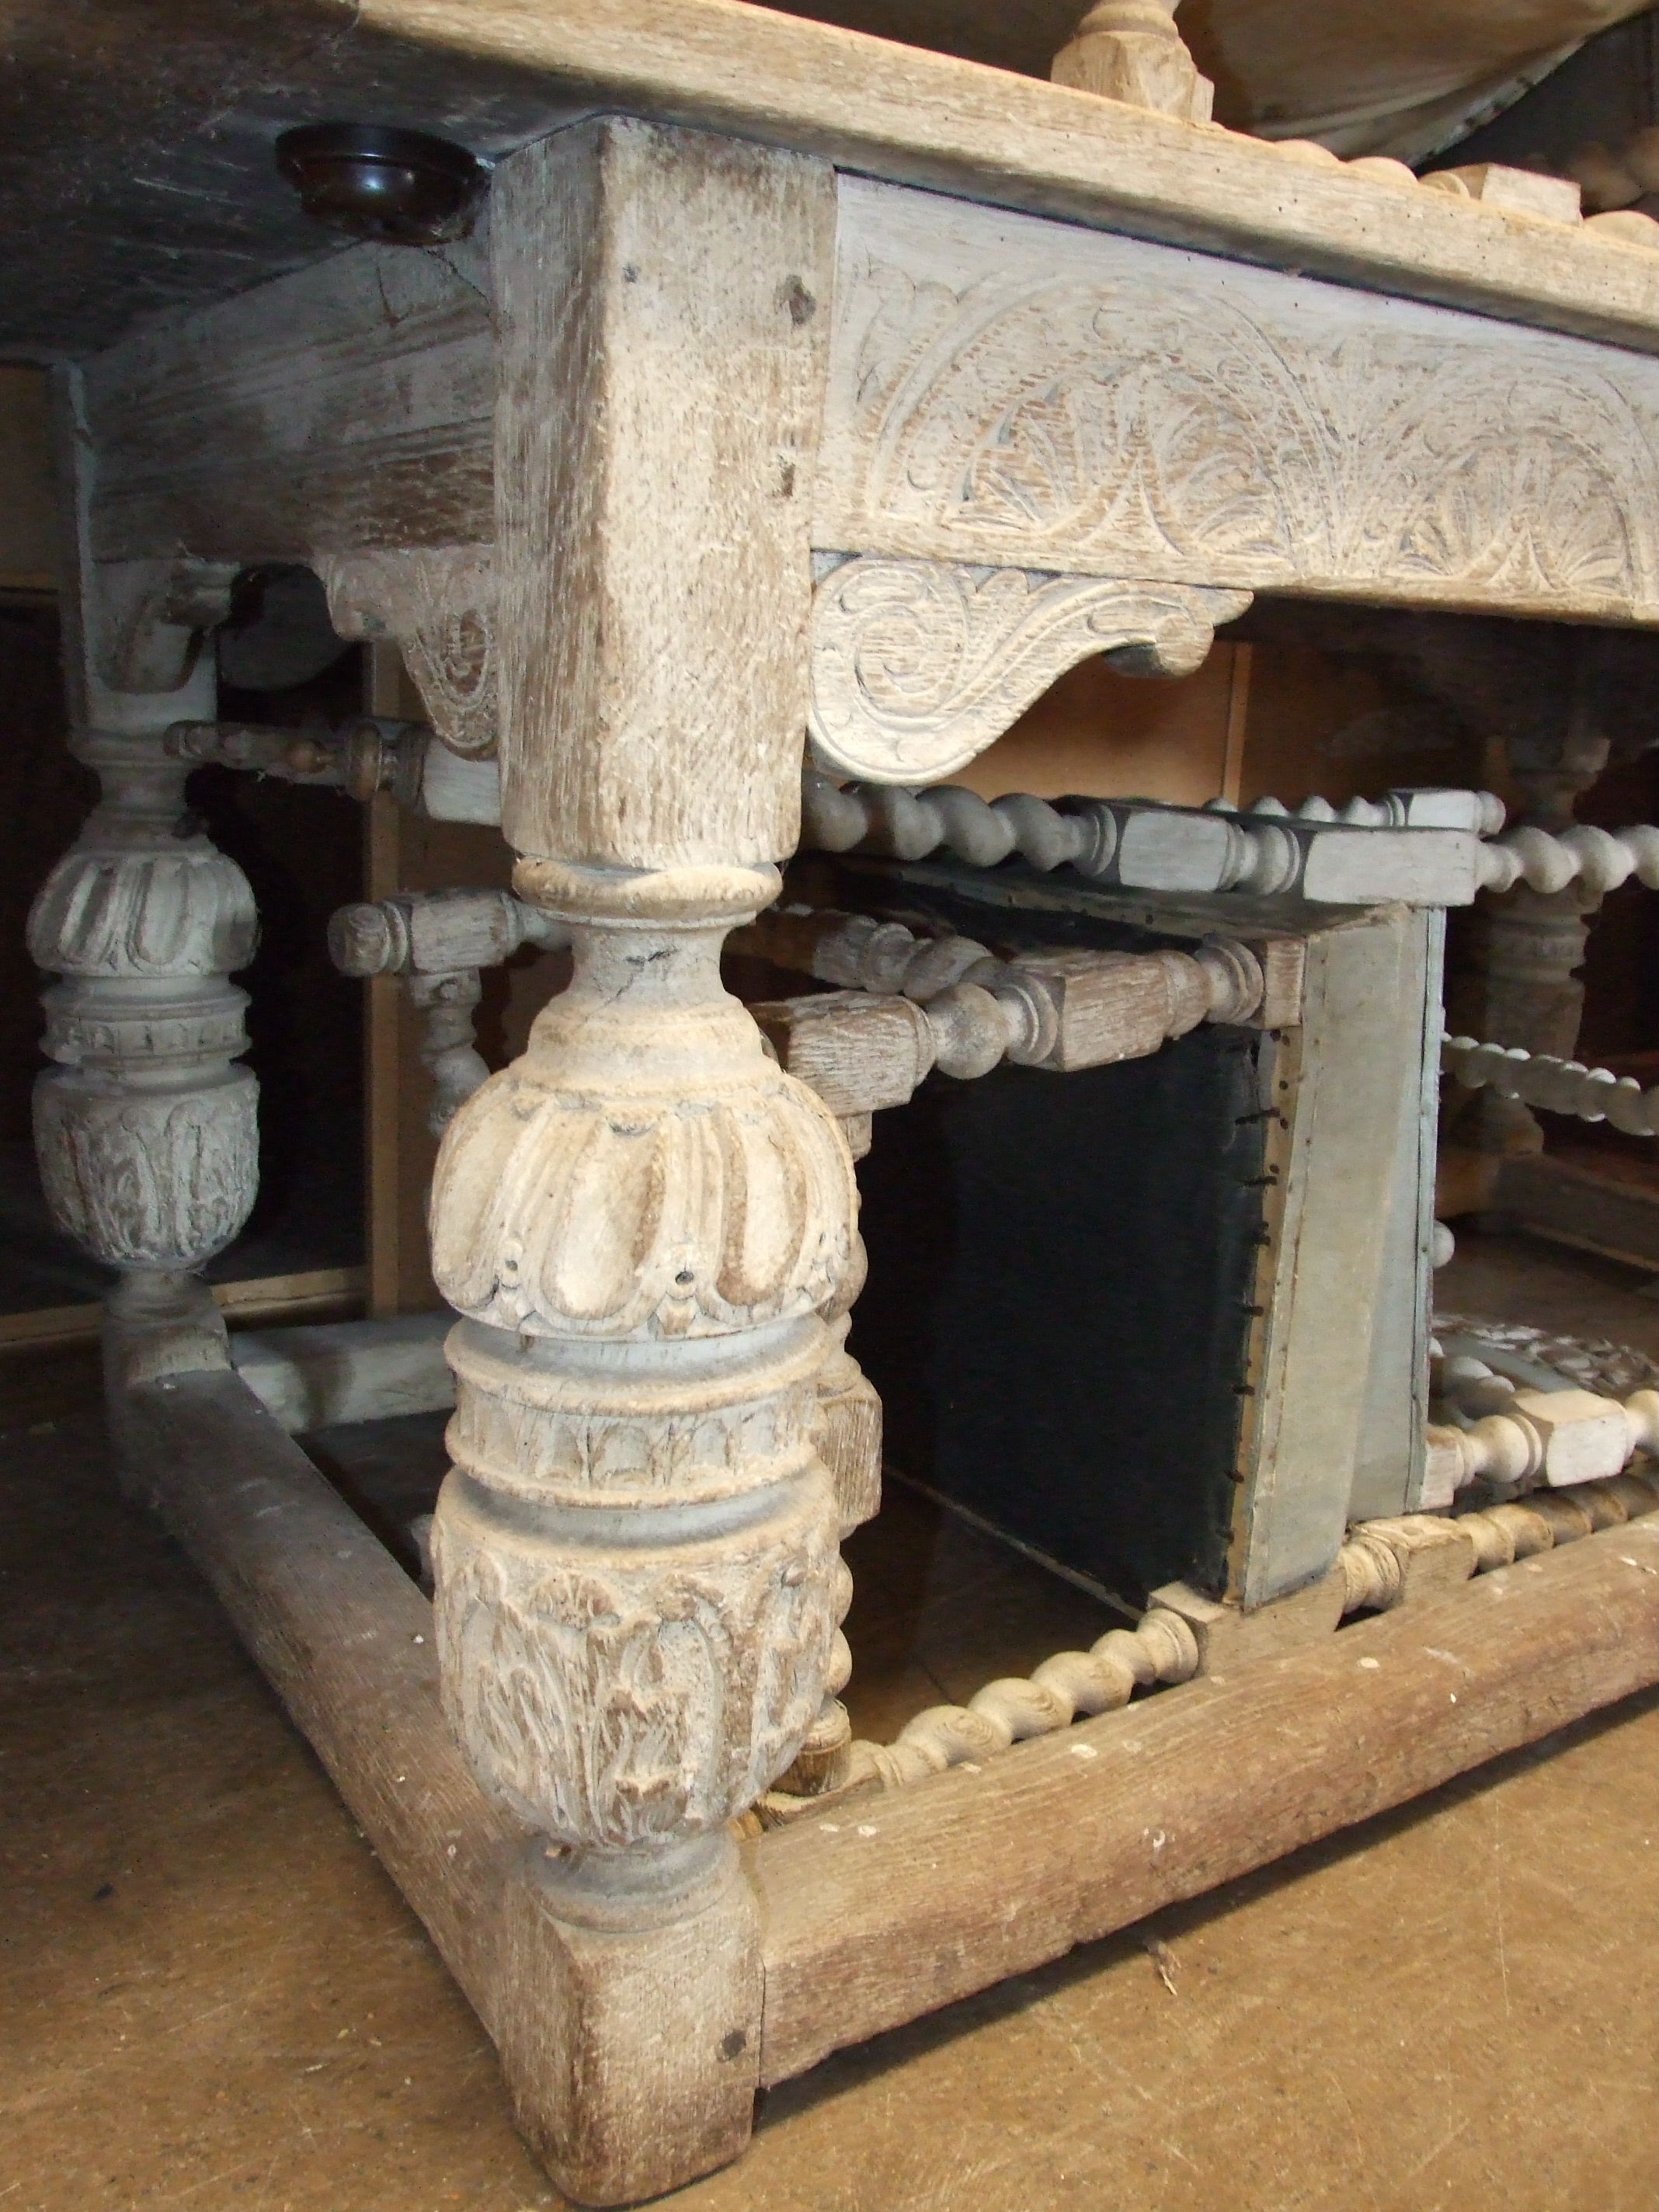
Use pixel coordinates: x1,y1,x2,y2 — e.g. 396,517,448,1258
802,771,1508,904
1442,1035,1659,1138
1474,822,1659,896
756,1470,1659,1821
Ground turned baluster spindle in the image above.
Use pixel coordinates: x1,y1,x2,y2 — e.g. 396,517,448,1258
1442,1035,1659,1139
329,886,569,1132
1050,0,1215,124
836,1605,1200,1796
30,537,260,1411
801,771,1497,904
419,119,876,2200
1423,1383,1659,1504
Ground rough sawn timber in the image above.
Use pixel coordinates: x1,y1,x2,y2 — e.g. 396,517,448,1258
748,1512,1659,2084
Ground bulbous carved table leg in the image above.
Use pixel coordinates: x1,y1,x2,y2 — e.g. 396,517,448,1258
27,729,259,1452
427,859,864,2201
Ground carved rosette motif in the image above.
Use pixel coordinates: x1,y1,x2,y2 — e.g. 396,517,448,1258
429,903,863,1853
318,545,498,757
28,732,259,1278
818,179,1659,619
808,555,1251,781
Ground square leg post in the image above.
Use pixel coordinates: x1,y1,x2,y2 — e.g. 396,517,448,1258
426,120,873,2203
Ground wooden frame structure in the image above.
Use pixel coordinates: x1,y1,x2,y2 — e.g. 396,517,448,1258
19,3,1659,2200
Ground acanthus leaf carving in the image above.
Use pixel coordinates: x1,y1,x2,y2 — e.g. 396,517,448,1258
807,555,1250,781
318,544,497,757
29,730,260,1276
33,1072,259,1270
432,1464,840,1849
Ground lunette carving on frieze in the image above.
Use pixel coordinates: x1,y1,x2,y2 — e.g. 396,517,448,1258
808,555,1250,781
816,179,1659,620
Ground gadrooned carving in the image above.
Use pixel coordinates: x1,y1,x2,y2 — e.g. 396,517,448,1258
28,844,259,978
29,730,260,1276
808,556,1251,781
318,545,497,757
430,1006,858,1342
816,179,1659,620
432,1463,840,1846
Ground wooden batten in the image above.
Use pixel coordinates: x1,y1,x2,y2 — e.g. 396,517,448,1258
120,1369,516,2036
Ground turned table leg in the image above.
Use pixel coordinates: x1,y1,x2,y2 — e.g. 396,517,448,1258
1444,701,1608,1162
419,117,876,2203
27,513,256,1445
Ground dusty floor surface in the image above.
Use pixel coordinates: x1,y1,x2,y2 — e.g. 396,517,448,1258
2,1228,1656,2212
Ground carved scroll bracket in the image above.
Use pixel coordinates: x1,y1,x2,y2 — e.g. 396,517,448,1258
806,555,1250,784
318,544,497,758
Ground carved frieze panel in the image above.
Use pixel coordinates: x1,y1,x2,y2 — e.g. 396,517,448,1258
808,555,1250,781
318,544,497,756
815,179,1659,623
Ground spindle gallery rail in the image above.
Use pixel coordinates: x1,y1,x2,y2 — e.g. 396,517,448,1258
751,1466,1659,1821
1442,1036,1659,1138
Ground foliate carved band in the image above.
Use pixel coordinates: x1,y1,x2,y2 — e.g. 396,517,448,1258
806,555,1250,781
432,1459,840,1849
318,545,497,758
818,179,1659,621
443,1313,831,1514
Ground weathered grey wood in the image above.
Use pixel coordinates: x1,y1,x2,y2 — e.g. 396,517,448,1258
419,118,869,2203
231,1313,455,1433
12,0,1657,364
816,179,1659,624
493,117,835,870
749,1513,1659,2085
31,370,260,1417
79,179,1658,638
1230,905,1437,1605
82,241,493,564
1347,909,1443,1523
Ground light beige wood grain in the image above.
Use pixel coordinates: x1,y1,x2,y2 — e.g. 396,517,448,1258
82,240,492,564
816,179,1659,624
121,1369,517,2031
493,117,834,870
